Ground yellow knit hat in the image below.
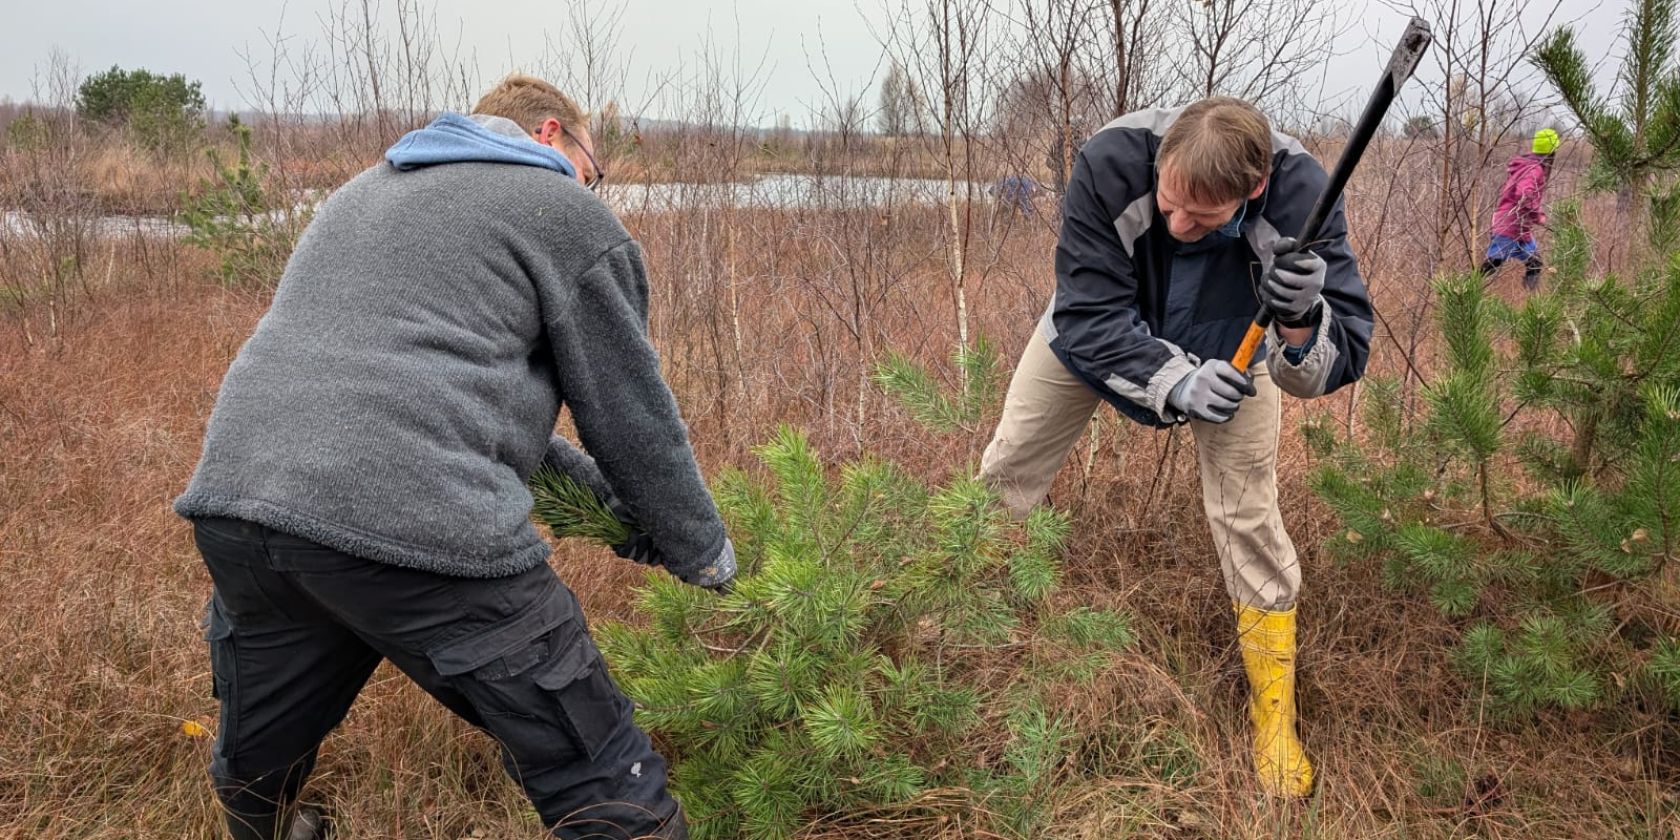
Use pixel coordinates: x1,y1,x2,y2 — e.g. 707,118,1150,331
1533,128,1560,155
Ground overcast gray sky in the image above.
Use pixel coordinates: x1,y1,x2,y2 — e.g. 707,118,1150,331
0,0,1626,126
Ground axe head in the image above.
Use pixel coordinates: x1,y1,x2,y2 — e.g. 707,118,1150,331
1386,17,1434,90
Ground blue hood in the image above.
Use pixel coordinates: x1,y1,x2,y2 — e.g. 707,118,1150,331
385,112,576,177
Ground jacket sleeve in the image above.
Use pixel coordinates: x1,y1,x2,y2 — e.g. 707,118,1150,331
1264,151,1374,399
542,239,729,581
1049,149,1197,419
542,434,614,504
1515,166,1547,234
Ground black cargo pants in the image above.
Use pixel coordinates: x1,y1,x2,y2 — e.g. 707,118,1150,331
191,516,685,840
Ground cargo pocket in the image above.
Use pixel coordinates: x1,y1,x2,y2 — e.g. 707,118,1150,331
426,589,624,766
530,632,620,762
202,598,238,755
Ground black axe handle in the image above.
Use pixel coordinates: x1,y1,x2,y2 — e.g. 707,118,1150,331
1231,16,1433,370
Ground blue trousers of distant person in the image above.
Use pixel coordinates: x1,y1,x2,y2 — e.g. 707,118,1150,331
1479,233,1542,290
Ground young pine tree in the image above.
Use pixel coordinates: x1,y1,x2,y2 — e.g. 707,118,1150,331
1310,199,1680,721
180,117,305,287
532,421,1134,839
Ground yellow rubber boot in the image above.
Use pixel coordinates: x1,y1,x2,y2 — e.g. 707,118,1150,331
1234,603,1314,797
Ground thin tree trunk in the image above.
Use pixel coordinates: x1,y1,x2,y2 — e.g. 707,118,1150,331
1480,461,1513,541
939,0,970,381
727,216,747,407
1111,0,1128,116
1570,409,1599,478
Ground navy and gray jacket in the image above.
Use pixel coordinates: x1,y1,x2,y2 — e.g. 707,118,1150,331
1041,106,1374,427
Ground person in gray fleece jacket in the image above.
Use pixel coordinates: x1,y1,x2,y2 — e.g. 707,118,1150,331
175,75,724,840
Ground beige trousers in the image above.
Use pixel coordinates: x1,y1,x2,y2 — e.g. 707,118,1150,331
979,332,1301,610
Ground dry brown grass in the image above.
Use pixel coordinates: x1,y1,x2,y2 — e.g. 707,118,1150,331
1,136,1674,839
1,139,215,218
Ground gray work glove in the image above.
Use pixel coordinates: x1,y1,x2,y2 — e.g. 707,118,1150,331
617,535,734,594
681,539,737,594
547,437,735,594
613,530,735,594
606,500,735,594
1167,358,1257,424
1262,237,1327,328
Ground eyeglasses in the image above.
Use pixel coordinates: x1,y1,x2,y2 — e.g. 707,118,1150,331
560,124,606,192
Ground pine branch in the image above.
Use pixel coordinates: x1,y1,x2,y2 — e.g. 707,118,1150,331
730,749,805,840
873,334,1001,434
1437,275,1497,377
714,467,781,576
955,335,1002,421
872,352,965,432
853,753,926,802
803,685,881,762
1001,701,1073,787
529,466,631,547
1007,507,1068,603
1634,74,1680,174
1647,638,1680,710
1425,371,1503,463
1630,384,1680,563
593,425,1130,833
1532,28,1608,147
1618,0,1678,139
1042,607,1135,651
757,425,830,541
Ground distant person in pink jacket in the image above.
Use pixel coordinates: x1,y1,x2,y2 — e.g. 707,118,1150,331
1478,128,1559,290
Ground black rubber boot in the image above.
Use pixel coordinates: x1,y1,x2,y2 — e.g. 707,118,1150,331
287,806,333,840
224,804,331,840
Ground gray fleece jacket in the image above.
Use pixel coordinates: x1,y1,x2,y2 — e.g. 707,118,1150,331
176,114,731,584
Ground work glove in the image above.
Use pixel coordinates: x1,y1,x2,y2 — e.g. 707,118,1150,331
613,530,736,594
681,539,737,594
611,527,660,566
606,494,661,566
1261,237,1326,328
1167,358,1257,424
612,508,736,594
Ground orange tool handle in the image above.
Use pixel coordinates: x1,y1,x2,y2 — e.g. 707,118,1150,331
1230,311,1273,371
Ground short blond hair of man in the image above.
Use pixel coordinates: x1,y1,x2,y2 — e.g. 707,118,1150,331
472,74,589,134
1157,96,1273,205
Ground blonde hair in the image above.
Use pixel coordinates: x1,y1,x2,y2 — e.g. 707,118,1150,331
1157,97,1272,204
472,74,588,135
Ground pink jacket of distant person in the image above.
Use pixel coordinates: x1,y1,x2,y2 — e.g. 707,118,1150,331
1490,152,1551,241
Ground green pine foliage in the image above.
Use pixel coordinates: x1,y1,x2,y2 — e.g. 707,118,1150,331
1310,201,1680,722
530,427,1136,839
530,430,1135,836
526,345,1144,837
76,65,206,154
1647,638,1680,710
985,699,1077,833
1532,0,1680,196
871,336,1002,432
4,111,51,152
528,468,632,547
180,118,307,287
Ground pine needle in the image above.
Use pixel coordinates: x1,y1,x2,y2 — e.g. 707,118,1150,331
529,467,631,547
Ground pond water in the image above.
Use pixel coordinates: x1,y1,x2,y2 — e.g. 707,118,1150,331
2,210,189,239
1,174,1005,240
